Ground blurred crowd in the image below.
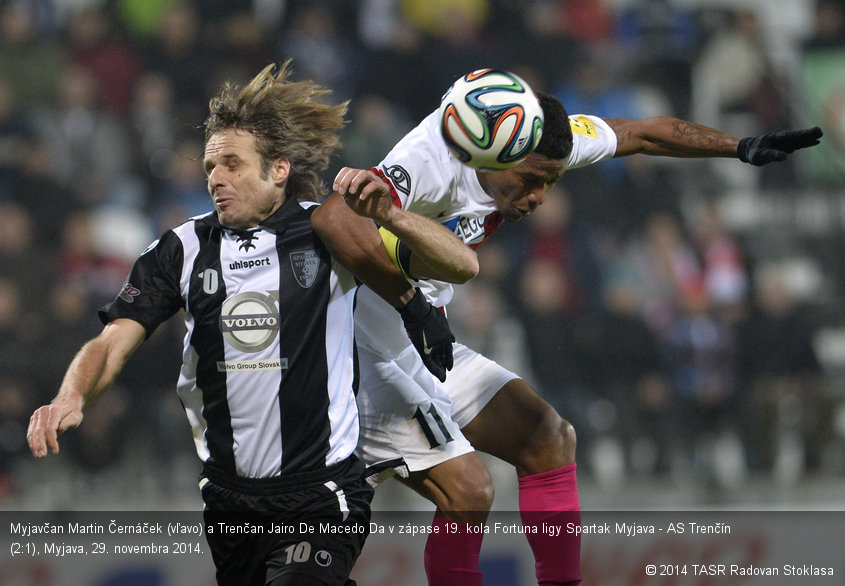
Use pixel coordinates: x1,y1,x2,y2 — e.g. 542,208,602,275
2,0,845,504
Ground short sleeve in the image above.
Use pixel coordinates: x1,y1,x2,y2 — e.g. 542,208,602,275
99,230,185,339
566,114,618,170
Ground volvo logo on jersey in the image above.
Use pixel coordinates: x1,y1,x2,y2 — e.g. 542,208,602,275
219,290,281,353
289,249,319,288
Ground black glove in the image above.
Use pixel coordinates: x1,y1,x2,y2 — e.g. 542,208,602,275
737,126,823,166
398,288,455,382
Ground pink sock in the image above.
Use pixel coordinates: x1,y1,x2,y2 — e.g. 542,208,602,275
519,463,581,585
423,516,484,586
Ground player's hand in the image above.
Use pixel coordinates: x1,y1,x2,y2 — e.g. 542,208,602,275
737,126,823,165
397,288,455,383
27,400,84,458
333,167,396,224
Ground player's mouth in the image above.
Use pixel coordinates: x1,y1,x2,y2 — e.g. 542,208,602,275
214,194,234,209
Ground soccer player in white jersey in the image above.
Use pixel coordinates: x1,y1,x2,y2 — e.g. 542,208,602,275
25,62,475,586
317,90,822,585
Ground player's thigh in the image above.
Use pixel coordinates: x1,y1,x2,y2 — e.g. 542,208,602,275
400,452,493,523
461,378,574,474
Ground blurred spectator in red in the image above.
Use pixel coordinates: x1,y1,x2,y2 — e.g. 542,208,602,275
692,201,749,316
630,211,703,336
558,0,615,45
64,7,144,114
519,186,602,316
55,211,134,311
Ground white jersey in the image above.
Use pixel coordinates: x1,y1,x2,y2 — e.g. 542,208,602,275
353,109,617,474
354,110,617,360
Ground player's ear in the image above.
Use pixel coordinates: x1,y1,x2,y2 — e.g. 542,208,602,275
272,157,290,186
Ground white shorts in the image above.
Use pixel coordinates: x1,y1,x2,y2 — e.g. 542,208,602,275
355,341,519,481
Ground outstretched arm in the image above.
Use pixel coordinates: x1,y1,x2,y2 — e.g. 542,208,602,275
27,318,145,458
604,117,822,164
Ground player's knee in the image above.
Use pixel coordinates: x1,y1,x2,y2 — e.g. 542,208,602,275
523,408,576,469
438,462,495,515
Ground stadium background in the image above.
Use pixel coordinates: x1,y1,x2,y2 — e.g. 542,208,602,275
1,0,845,582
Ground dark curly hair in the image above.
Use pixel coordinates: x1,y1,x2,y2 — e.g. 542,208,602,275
534,92,573,161
204,61,348,201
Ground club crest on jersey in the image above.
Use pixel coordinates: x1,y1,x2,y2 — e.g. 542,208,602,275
384,164,411,196
220,291,281,353
290,250,320,288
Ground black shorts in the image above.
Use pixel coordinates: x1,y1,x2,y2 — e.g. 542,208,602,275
200,456,374,586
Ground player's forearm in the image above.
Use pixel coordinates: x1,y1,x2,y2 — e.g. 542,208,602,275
312,197,416,308
379,207,479,284
56,337,120,408
55,321,143,408
606,116,740,158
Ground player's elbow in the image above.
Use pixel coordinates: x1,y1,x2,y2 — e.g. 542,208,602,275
454,253,479,284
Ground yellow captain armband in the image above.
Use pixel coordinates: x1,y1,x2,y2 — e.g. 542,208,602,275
378,226,415,280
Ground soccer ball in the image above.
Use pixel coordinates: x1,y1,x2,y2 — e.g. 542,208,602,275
439,69,544,171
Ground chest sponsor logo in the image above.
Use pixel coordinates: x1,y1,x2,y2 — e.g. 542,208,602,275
290,250,320,288
449,215,489,245
219,291,281,353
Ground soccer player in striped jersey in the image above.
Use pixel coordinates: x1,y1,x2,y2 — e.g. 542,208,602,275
318,90,822,586
26,62,476,586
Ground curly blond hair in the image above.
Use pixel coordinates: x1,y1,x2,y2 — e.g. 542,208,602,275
204,61,348,201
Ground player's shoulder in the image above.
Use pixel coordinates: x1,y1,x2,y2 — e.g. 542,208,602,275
379,111,462,201
566,114,617,168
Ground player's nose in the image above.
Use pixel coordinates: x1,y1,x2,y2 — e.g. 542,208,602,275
527,187,545,208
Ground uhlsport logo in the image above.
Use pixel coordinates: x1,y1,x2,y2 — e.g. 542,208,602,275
219,290,281,353
290,250,320,288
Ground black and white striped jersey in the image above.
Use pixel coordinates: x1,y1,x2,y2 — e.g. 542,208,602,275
100,196,360,479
